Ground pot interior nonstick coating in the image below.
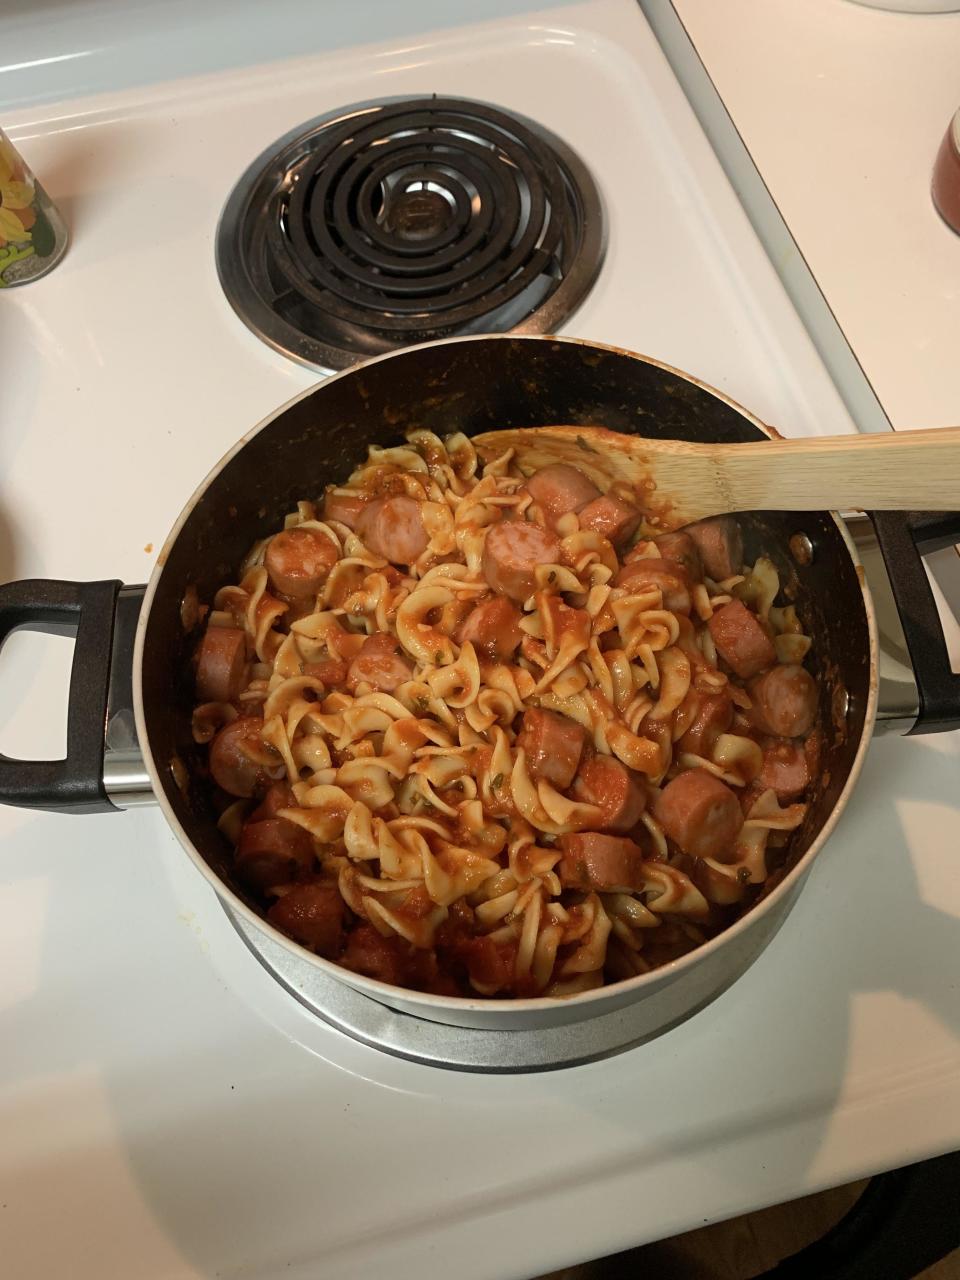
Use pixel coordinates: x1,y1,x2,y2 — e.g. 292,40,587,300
142,338,871,922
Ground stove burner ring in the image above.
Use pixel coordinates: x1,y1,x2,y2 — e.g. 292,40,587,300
217,96,605,370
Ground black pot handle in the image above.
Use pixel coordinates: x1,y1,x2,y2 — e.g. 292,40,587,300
871,511,960,735
0,579,122,812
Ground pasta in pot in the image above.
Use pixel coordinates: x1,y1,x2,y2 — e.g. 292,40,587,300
190,431,819,998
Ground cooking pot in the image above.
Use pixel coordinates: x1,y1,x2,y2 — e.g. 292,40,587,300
2,335,958,1036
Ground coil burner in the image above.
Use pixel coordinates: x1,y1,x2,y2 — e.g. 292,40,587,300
216,96,605,370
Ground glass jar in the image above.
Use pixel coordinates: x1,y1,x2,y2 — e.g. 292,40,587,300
0,129,69,287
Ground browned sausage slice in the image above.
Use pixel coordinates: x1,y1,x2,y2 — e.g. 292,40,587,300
654,768,742,858
749,664,818,737
267,882,345,957
708,599,776,678
455,596,524,661
678,693,734,757
341,924,406,985
517,707,587,790
684,516,744,580
577,493,642,545
481,520,561,601
758,740,810,801
209,717,280,797
558,832,646,892
322,489,370,530
615,557,691,614
302,658,348,686
572,753,647,833
235,818,315,892
654,530,703,582
249,782,297,822
265,527,339,600
526,464,600,526
357,495,429,565
196,626,248,702
346,631,414,693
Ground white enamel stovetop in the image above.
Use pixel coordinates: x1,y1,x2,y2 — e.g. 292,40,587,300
1,3,959,1278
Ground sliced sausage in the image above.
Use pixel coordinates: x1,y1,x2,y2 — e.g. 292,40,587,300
209,717,279,797
346,631,414,693
708,599,776,678
678,693,734,757
517,708,587,791
455,596,523,661
341,924,406,986
235,818,315,892
558,832,646,892
249,782,297,822
357,495,429,565
268,882,345,957
749,664,818,738
653,768,742,859
451,934,518,993
525,464,600,527
577,493,642,545
654,530,703,582
322,489,370,530
302,658,348,686
758,740,810,801
264,527,338,600
195,626,248,702
482,520,561,602
615,557,691,614
572,753,647,833
684,516,744,581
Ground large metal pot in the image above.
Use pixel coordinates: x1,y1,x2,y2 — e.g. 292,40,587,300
1,335,957,1036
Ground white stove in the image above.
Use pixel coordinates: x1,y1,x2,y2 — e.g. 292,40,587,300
2,2,959,1277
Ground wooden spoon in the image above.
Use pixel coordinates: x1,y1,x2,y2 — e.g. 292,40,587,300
473,424,960,530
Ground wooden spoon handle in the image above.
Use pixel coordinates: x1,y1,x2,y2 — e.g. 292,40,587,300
716,426,960,514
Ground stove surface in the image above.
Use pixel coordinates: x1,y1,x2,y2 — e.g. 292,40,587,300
2,3,959,1279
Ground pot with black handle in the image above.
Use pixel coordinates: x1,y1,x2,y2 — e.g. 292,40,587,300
0,336,955,1041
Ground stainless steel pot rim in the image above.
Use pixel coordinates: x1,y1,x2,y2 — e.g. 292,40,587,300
133,333,880,1019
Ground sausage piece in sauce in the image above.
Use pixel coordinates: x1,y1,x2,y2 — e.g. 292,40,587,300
264,527,338,600
455,597,524,661
749,664,818,738
268,882,345,957
195,626,248,703
654,768,742,859
525,464,600,527
346,632,414,693
558,832,646,893
209,717,281,797
708,599,776,679
577,493,642,545
235,818,315,892
517,707,587,791
654,530,703,582
684,516,744,581
572,753,647,833
322,489,370,531
758,739,810,801
481,520,561,602
357,495,429,565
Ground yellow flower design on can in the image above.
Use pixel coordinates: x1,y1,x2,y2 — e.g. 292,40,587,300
0,130,67,285
0,133,35,246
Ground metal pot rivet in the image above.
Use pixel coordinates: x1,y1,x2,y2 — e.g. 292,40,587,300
789,533,814,566
832,685,850,726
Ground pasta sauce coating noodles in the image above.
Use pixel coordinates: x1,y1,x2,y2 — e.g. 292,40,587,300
191,431,818,998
